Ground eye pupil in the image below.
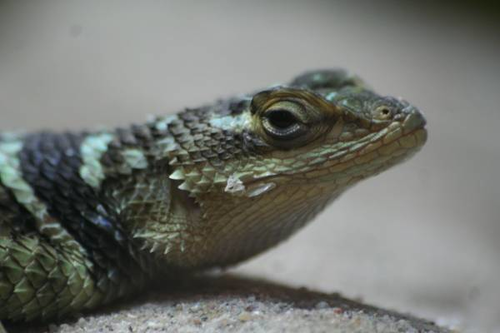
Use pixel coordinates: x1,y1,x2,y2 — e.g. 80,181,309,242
261,105,309,144
267,110,297,129
381,108,390,115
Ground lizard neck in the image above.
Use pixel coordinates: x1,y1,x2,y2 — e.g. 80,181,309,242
104,166,208,272
106,165,344,272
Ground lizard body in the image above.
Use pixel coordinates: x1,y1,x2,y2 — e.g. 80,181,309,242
0,69,427,324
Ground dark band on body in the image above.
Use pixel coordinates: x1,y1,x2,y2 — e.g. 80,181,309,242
17,132,147,297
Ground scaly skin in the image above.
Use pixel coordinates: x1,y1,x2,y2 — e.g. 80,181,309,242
0,69,427,324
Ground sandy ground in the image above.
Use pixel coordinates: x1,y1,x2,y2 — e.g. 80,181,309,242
7,275,451,333
0,1,499,332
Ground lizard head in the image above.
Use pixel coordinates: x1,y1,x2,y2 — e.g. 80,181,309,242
204,69,427,196
153,70,427,268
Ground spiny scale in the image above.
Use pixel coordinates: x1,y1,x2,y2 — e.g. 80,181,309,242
0,69,427,324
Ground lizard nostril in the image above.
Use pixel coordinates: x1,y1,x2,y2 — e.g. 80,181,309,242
374,106,393,120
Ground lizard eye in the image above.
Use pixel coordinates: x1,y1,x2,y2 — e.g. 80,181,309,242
262,107,308,140
251,88,338,149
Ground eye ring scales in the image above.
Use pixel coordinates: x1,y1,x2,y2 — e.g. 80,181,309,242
250,87,343,149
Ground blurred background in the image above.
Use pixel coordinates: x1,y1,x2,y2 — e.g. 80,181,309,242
0,1,498,332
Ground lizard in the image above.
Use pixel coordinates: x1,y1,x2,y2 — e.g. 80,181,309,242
0,69,427,327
